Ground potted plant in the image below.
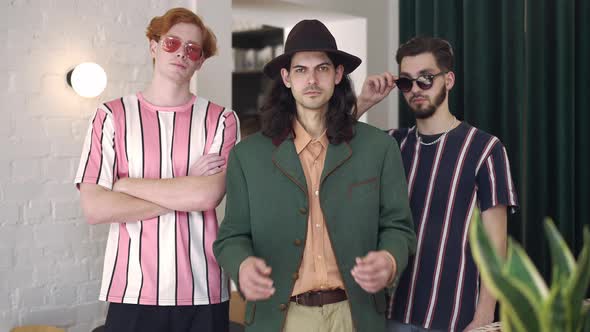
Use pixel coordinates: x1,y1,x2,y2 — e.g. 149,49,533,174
469,210,590,332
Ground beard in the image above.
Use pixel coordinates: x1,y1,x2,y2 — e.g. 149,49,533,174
408,85,447,119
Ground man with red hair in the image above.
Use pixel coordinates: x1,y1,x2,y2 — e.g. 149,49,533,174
75,8,239,332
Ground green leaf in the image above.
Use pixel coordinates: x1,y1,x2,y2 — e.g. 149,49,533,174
500,305,518,332
471,212,590,332
565,228,590,331
577,305,590,332
544,218,576,286
504,240,549,301
541,284,566,331
470,210,542,331
580,304,590,332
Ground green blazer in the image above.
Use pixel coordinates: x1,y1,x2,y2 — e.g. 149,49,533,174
214,122,416,332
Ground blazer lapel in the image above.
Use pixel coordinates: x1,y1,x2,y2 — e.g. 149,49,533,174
272,139,308,194
321,142,352,185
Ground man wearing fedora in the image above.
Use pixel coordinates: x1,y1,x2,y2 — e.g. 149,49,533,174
213,19,416,332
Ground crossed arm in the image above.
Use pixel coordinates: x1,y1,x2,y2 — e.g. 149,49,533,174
80,154,226,225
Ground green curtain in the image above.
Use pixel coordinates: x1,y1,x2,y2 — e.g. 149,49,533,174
398,0,590,280
574,0,590,251
398,0,525,247
524,0,590,274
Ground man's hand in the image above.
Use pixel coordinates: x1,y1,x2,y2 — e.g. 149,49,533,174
462,312,495,331
351,250,396,293
239,256,275,301
189,153,226,176
357,72,397,117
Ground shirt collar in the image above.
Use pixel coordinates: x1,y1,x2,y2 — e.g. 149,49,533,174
293,119,328,154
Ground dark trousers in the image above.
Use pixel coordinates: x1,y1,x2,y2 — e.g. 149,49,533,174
105,301,229,332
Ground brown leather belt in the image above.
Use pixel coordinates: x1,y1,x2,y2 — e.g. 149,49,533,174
290,289,347,307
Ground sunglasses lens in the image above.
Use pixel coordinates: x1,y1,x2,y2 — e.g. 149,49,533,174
396,78,413,92
185,44,203,62
162,37,181,53
416,76,434,90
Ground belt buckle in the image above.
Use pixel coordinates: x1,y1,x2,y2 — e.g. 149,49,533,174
294,292,305,305
296,291,322,307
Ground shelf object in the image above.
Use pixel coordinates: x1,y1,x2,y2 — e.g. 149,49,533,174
232,25,284,137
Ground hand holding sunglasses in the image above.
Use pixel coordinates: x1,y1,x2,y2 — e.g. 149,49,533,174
160,35,203,62
357,72,398,116
359,72,397,99
394,72,447,93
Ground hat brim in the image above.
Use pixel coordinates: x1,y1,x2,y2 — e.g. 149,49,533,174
263,48,362,79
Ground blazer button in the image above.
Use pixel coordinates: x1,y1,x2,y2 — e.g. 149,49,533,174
279,303,288,311
293,239,302,246
299,207,307,215
292,272,299,280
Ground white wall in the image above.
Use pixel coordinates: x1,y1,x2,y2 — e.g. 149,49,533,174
322,19,368,107
195,0,233,107
0,0,231,330
195,0,232,247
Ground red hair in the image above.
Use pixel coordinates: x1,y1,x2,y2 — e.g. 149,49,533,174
146,7,218,59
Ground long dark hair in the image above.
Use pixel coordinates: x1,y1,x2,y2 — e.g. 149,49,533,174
260,54,358,145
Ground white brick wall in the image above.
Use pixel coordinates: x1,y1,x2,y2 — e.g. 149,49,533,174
0,0,217,330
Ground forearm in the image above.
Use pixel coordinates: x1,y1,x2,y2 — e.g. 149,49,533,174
115,172,226,212
80,183,170,225
356,72,396,119
473,286,497,323
356,97,373,119
382,250,397,285
474,205,508,323
379,229,414,278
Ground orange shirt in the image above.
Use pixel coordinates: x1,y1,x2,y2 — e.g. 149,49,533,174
291,120,345,296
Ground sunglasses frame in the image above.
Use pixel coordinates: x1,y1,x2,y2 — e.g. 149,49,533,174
160,35,203,62
395,71,447,93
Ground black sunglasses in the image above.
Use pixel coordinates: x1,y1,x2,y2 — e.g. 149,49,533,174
395,72,447,93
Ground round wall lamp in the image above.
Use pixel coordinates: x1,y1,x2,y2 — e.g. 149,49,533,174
66,62,107,98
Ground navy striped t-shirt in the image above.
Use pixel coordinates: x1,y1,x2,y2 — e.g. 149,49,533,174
387,121,518,331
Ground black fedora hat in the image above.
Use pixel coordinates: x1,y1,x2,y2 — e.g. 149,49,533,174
263,19,362,79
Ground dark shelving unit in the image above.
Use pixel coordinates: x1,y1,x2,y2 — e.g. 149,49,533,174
232,26,284,49
232,25,283,137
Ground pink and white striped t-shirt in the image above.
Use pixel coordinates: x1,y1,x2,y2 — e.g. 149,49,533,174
75,92,239,306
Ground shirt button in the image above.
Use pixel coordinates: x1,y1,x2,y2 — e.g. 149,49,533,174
315,224,320,228
292,272,299,280
299,207,307,215
279,303,288,311
317,255,322,260
293,239,302,246
314,190,319,196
